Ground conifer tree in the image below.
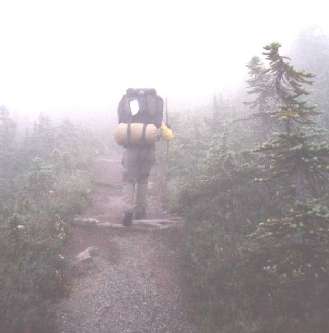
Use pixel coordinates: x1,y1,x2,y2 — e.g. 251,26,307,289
249,43,329,323
29,114,55,160
0,106,17,210
0,105,16,164
258,43,327,201
246,56,278,140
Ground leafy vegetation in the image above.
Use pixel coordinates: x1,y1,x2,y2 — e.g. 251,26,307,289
171,43,329,332
0,110,96,333
2,29,329,333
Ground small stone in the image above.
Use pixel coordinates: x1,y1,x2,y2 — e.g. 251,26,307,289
71,246,100,277
76,246,99,262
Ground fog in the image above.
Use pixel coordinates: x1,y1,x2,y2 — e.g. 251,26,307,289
1,0,329,119
3,2,329,332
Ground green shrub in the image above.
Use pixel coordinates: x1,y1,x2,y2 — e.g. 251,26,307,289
172,44,329,332
0,112,96,333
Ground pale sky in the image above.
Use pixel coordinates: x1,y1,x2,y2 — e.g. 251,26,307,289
0,0,329,117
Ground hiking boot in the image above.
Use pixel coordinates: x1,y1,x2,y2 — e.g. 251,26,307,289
122,210,133,226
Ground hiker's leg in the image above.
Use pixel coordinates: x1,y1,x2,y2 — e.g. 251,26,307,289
122,182,136,210
134,146,155,219
121,181,136,226
135,178,148,219
122,146,139,206
122,147,139,183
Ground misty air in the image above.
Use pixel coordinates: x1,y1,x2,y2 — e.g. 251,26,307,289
1,1,329,332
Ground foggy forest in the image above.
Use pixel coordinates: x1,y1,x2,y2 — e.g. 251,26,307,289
1,1,329,333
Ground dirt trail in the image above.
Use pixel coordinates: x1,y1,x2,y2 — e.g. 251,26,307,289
57,157,197,333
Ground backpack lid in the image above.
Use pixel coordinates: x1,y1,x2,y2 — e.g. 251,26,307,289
126,88,157,97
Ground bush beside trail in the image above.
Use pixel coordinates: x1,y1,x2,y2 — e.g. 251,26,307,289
170,44,329,333
0,112,97,333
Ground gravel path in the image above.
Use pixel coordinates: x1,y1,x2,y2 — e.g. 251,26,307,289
57,158,197,333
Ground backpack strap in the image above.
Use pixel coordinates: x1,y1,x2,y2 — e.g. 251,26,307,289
125,96,134,146
127,123,132,146
142,123,148,145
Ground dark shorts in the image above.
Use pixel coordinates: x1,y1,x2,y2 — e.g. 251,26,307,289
122,145,155,183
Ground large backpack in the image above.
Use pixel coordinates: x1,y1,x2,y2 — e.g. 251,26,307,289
117,88,163,128
115,89,163,146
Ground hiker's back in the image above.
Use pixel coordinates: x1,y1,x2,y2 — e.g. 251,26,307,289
115,88,164,224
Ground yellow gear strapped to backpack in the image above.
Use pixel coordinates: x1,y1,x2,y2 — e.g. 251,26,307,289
161,122,174,141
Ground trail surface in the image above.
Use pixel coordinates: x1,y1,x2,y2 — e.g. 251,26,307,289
57,157,196,333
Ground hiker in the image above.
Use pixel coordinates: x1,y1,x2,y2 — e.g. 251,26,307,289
115,88,172,225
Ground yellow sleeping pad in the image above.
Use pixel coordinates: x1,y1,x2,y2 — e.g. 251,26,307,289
114,123,158,146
